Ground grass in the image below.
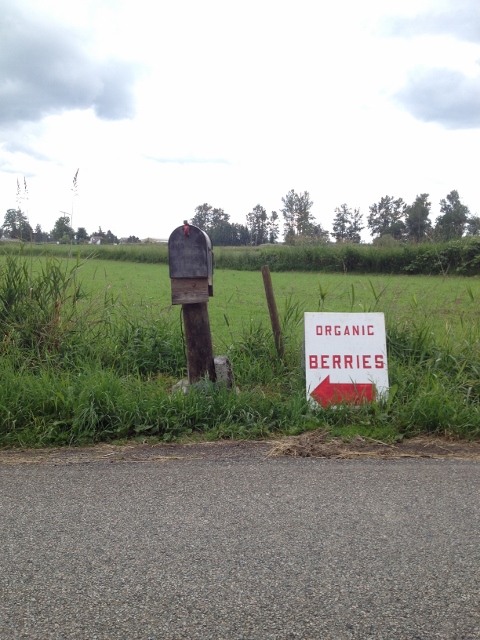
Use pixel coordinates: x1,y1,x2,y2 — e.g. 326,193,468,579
5,236,480,275
7,255,478,341
0,251,480,447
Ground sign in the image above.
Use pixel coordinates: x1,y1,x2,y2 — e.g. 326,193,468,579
304,312,389,407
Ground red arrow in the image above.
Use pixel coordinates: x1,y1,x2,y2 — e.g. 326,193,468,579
310,375,375,407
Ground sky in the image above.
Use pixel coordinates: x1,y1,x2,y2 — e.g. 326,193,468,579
1,0,479,241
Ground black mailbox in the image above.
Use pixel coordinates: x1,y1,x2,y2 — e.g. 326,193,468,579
168,223,213,305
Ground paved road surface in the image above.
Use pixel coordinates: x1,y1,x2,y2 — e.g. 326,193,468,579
1,451,479,639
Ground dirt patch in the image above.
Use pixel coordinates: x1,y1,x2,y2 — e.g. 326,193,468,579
267,430,480,460
0,440,272,466
0,432,480,465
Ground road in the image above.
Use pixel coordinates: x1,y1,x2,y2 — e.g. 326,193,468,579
1,447,479,639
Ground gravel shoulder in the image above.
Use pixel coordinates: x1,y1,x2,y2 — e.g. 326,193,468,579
1,431,480,465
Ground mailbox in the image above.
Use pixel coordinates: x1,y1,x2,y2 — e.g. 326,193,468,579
168,223,213,305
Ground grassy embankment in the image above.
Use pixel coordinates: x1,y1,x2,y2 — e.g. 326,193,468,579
0,245,480,447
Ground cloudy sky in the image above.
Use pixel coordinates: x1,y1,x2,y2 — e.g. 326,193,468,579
1,0,479,240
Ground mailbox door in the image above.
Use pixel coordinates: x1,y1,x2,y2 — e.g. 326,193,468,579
168,225,211,279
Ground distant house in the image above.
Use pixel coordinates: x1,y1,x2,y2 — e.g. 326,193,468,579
89,236,102,245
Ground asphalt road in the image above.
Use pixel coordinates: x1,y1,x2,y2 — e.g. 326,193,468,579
1,453,479,639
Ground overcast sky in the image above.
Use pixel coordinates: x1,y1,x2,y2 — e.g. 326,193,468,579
1,0,479,240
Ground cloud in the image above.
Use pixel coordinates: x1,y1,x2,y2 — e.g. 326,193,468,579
3,138,52,162
395,67,480,129
387,0,480,43
0,2,141,126
145,155,230,165
0,157,18,174
386,0,480,129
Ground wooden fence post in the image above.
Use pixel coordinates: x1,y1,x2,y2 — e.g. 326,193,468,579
261,265,285,360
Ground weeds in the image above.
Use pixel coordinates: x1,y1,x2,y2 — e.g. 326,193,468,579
0,251,479,447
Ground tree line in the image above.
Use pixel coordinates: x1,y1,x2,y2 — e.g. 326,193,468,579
191,189,478,246
2,188,477,246
363,191,479,244
0,210,140,245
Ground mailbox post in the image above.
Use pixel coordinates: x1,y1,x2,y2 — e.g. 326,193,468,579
168,223,216,384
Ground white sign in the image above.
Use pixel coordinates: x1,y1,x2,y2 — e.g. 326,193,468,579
304,312,389,406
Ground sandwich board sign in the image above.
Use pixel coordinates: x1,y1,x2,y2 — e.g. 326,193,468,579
304,312,389,407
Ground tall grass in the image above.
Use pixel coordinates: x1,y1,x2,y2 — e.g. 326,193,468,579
4,237,480,275
0,252,479,447
214,239,480,275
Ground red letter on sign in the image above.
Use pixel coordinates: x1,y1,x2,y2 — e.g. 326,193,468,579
309,355,318,369
375,355,384,369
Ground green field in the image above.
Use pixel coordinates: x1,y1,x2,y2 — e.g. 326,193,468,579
55,257,480,344
1,252,480,447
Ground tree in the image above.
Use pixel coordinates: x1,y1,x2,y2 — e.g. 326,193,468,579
247,204,279,246
331,205,364,243
105,230,118,244
246,204,268,245
434,190,470,240
76,227,89,243
210,207,229,228
294,222,330,245
190,204,243,245
331,204,350,243
280,190,315,238
295,191,315,235
51,215,74,242
207,220,248,246
234,223,251,245
267,211,280,244
310,223,330,242
34,223,42,242
208,220,234,245
281,190,297,238
191,203,213,230
2,209,33,240
348,208,365,243
466,215,480,237
191,204,229,233
33,223,49,242
367,196,406,239
405,194,432,242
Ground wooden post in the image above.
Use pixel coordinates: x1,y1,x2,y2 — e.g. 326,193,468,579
261,265,285,360
182,302,216,384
